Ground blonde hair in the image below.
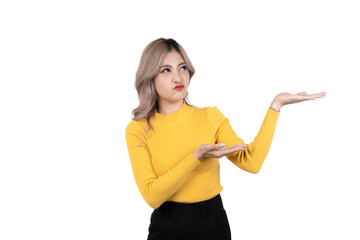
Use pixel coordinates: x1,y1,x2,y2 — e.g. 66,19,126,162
131,38,196,149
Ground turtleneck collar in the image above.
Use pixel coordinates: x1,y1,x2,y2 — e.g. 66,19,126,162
152,100,193,127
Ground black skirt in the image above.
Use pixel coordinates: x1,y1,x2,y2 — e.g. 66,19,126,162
147,194,231,240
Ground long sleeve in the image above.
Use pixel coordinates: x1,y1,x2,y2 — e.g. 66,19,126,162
212,107,280,173
125,120,201,209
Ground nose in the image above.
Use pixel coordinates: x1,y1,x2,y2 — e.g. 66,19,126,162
172,70,182,83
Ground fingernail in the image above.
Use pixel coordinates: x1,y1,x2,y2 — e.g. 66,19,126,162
219,143,225,147
323,93,327,97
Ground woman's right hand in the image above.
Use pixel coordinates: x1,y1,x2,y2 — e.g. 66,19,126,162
192,143,248,161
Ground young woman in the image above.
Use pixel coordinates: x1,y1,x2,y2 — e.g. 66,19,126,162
125,38,326,240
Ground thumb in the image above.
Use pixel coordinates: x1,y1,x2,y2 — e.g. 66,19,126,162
297,91,307,96
204,143,225,151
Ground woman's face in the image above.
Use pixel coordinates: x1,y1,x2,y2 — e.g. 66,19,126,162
154,50,190,104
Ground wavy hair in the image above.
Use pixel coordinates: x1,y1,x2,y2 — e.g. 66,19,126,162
131,38,196,149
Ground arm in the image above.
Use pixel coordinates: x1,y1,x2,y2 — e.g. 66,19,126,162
125,121,201,209
215,91,325,173
214,107,280,173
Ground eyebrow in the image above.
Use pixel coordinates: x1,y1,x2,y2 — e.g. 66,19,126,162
160,62,186,69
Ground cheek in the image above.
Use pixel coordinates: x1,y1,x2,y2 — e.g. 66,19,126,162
154,78,167,93
186,77,191,87
181,72,190,84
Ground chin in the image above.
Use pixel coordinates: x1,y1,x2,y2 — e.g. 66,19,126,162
168,97,186,103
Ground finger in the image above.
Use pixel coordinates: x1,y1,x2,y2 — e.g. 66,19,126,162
296,93,319,101
240,144,249,151
210,144,248,153
217,143,226,149
225,144,248,152
307,92,326,100
304,95,318,100
208,145,238,154
213,146,234,153
223,144,246,151
225,145,248,155
234,144,247,151
205,143,221,150
297,91,307,96
317,91,327,98
208,144,249,158
206,143,226,152
208,149,238,158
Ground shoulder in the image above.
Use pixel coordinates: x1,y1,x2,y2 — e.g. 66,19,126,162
125,119,148,135
202,105,227,126
203,105,225,117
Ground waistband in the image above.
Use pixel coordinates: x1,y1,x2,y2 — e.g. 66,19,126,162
153,194,224,221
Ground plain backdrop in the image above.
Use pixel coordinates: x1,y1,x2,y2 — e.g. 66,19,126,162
1,0,359,239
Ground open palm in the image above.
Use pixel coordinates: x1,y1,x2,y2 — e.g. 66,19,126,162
274,91,326,107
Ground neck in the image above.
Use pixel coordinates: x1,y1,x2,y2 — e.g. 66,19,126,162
157,99,184,116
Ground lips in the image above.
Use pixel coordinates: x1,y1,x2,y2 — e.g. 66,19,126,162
174,85,184,89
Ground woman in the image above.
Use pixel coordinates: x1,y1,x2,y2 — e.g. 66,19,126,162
125,38,326,240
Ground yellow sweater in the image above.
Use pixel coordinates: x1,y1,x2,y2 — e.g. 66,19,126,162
125,100,280,209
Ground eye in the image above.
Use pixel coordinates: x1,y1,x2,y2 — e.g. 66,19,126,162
180,65,187,71
161,68,170,73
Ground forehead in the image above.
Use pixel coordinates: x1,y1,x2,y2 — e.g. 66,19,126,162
161,50,184,65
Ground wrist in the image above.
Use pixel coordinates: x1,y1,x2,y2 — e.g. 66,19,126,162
270,99,282,112
192,149,203,161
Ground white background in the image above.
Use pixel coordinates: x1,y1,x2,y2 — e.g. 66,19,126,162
1,0,359,239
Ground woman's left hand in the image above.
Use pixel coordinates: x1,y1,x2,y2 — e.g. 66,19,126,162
270,91,326,111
